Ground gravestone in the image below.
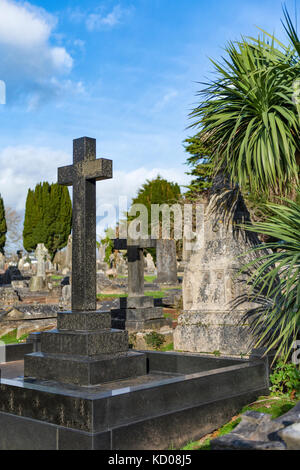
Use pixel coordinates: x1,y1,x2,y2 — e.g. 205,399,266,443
29,243,48,292
145,252,156,274
0,253,5,271
174,174,262,357
97,242,108,272
24,137,146,385
115,251,127,276
111,238,166,331
156,239,178,285
64,234,72,274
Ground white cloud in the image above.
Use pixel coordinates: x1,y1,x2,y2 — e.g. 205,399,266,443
0,0,73,104
0,144,189,239
86,5,129,31
0,145,69,212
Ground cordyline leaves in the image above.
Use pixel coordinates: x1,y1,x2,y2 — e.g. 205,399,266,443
239,189,300,363
190,31,300,197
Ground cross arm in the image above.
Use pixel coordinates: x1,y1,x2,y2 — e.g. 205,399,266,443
58,165,73,186
114,238,157,250
82,158,113,181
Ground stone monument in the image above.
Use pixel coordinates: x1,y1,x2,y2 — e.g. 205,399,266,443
174,175,263,356
156,239,178,285
111,237,166,331
145,252,156,274
29,243,48,292
24,137,146,385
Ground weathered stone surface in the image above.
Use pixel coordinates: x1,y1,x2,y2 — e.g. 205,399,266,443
175,175,264,356
156,239,178,285
29,276,45,292
280,423,300,450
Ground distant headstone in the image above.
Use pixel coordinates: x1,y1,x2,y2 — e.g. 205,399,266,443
29,243,48,291
0,253,5,271
156,239,178,285
145,253,156,274
65,234,72,272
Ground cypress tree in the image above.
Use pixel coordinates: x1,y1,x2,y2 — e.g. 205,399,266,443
23,182,72,258
0,195,7,254
184,134,214,201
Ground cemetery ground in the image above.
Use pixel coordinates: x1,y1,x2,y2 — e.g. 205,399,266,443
181,396,298,450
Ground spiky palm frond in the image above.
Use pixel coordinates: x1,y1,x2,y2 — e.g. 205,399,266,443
240,189,300,363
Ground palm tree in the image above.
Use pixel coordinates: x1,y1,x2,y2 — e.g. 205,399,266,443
190,21,300,198
241,192,300,362
189,8,300,363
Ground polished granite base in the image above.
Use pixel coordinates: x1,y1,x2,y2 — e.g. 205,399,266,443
0,352,269,450
23,311,147,386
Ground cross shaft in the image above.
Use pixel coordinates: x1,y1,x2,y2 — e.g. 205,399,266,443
58,137,112,311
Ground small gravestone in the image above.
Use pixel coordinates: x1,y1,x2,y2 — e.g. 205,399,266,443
29,243,48,292
145,252,156,274
156,239,178,285
97,242,108,272
0,253,5,271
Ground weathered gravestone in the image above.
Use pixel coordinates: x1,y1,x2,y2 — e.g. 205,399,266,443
111,238,166,331
145,252,156,274
97,242,108,272
174,174,263,357
156,239,178,285
29,243,48,292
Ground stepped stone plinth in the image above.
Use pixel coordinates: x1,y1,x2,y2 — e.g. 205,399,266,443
24,310,146,386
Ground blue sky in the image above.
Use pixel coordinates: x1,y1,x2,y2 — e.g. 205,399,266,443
0,0,298,235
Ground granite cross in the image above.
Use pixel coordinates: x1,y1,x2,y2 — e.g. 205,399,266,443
58,137,112,311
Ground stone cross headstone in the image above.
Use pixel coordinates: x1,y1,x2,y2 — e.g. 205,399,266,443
58,137,113,311
24,137,147,387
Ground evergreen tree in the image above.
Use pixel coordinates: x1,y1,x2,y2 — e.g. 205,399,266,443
0,195,7,254
131,175,181,210
128,175,181,248
23,182,72,258
184,133,214,201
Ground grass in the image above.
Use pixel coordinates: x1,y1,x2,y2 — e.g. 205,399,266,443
50,275,64,281
181,396,297,450
161,343,174,352
97,294,127,301
97,290,167,301
144,275,157,283
0,329,29,345
116,275,157,283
